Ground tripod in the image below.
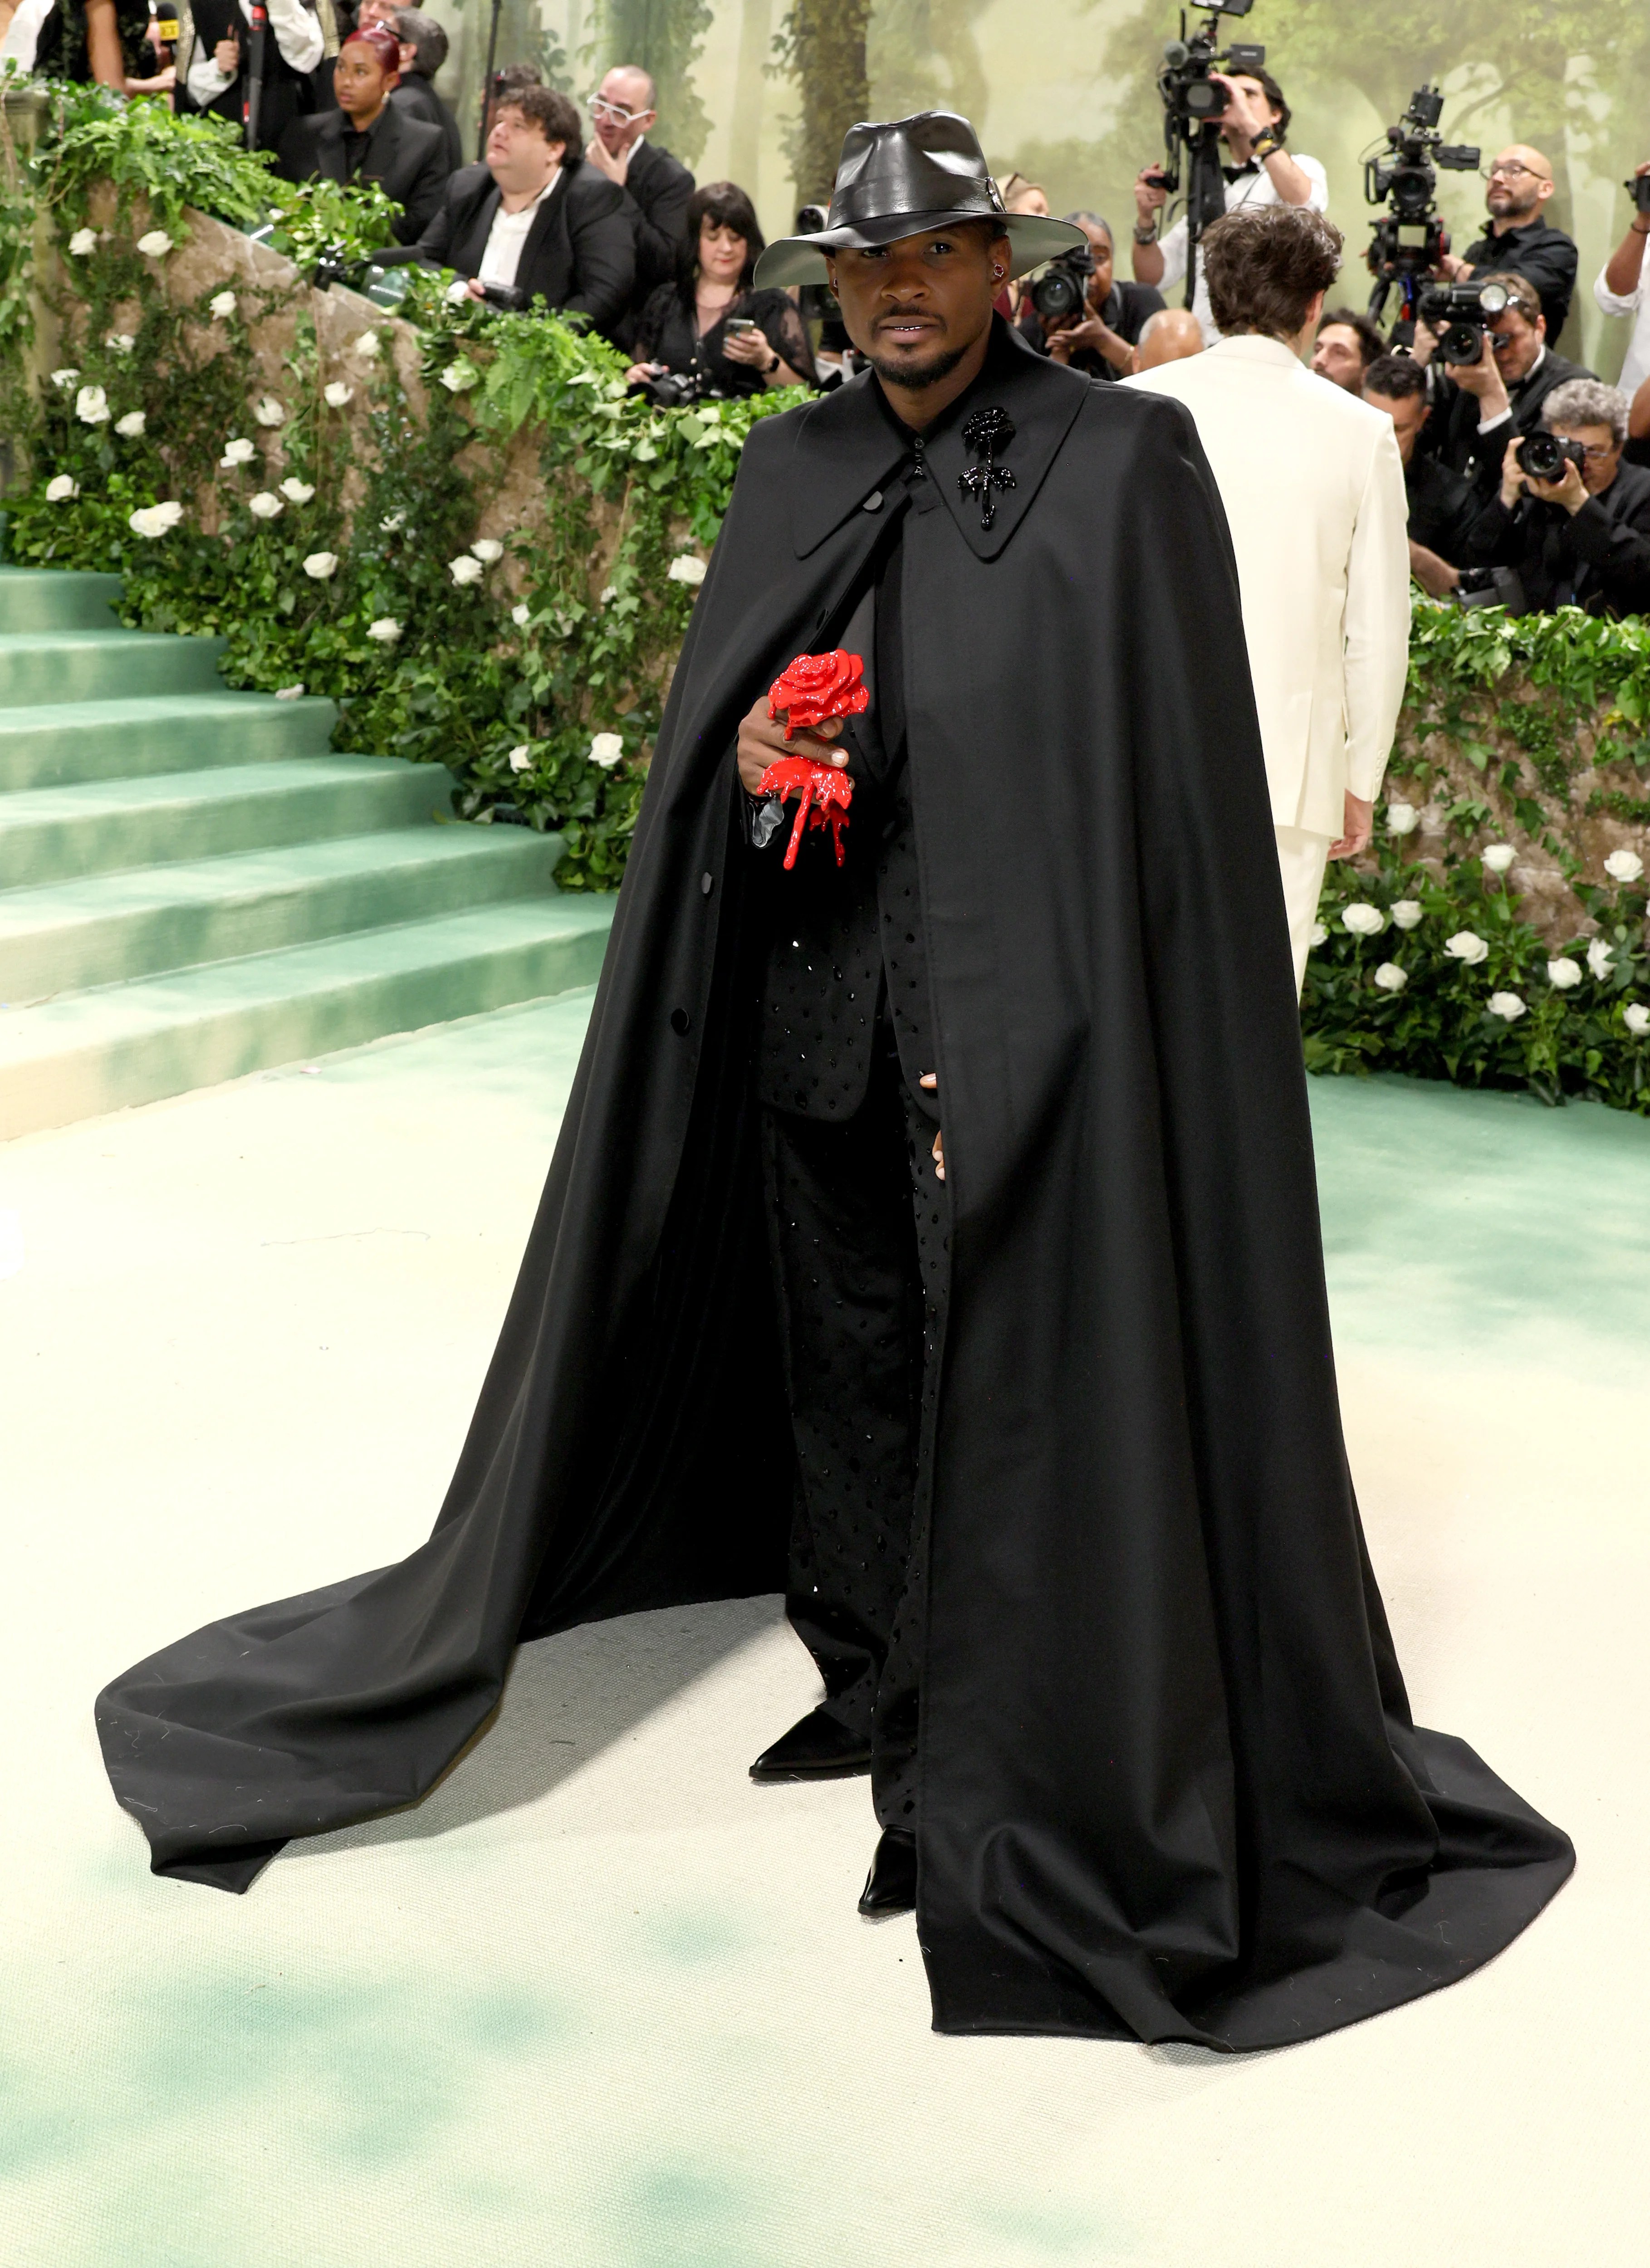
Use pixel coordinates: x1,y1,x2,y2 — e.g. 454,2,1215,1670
242,0,270,152
1179,119,1229,313
477,0,504,153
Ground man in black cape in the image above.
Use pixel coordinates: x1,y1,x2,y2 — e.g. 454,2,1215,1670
96,112,1572,2052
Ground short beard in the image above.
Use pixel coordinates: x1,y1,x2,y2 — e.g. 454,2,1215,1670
866,338,970,391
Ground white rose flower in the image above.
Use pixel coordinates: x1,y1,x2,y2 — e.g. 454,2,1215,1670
323,382,354,409
279,478,315,503
106,332,134,355
1547,957,1582,990
44,474,79,501
1342,903,1386,937
353,329,381,359
1372,962,1408,993
448,554,484,585
1625,1002,1650,1037
253,396,286,428
599,583,618,604
1481,844,1517,875
667,553,707,586
508,745,533,773
511,602,531,627
209,289,237,320
441,359,479,394
128,500,184,538
274,684,305,700
66,229,97,257
590,733,624,768
220,436,256,467
75,385,109,425
1384,800,1419,836
1587,936,1616,981
1390,899,1423,930
1488,991,1526,1022
113,410,145,438
1444,930,1489,965
136,229,174,258
1308,921,1327,948
301,551,339,580
445,279,470,306
380,509,405,531
248,491,284,519
49,367,79,389
366,617,402,643
469,538,504,562
1604,848,1645,884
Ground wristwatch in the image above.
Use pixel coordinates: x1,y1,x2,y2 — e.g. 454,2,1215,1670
1132,221,1159,244
766,351,781,375
1251,130,1282,163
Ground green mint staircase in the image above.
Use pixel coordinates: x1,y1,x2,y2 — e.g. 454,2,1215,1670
0,567,615,1139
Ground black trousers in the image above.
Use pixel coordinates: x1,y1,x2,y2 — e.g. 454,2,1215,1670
761,1035,949,1829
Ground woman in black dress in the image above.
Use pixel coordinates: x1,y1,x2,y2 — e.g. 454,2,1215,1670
626,181,815,398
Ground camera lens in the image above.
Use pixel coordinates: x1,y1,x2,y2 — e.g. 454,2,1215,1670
1517,432,1564,480
1440,322,1484,364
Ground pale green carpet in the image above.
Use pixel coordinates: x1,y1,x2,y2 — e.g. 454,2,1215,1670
2,1002,1645,2267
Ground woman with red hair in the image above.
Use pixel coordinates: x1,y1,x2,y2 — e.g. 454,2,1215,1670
276,22,450,245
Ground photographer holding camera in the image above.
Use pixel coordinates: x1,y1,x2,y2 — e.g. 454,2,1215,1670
1461,379,1650,618
1436,144,1576,342
411,84,633,342
1132,62,1326,344
1019,213,1164,380
1417,271,1592,498
1361,354,1485,597
625,181,815,404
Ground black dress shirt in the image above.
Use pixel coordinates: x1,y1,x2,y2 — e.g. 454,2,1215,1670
1461,218,1579,342
633,285,816,396
277,103,449,245
413,160,634,340
1464,459,1650,616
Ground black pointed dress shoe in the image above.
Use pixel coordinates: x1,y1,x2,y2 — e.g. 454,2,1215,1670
858,1826,917,1917
749,1706,872,1783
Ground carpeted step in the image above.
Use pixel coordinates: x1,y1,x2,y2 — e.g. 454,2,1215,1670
0,627,226,706
0,755,451,889
0,894,615,1137
0,823,568,1000
0,565,123,632
0,691,338,792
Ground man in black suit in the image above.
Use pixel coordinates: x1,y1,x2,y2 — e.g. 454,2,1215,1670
413,85,634,342
583,64,694,339
1464,376,1650,616
277,24,448,245
388,9,462,176
1417,272,1592,506
1362,353,1487,597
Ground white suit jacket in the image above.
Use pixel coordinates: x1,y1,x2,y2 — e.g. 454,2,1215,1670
1125,335,1410,839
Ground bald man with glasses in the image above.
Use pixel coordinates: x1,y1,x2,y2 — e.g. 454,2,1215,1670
1435,143,1578,342
583,63,695,343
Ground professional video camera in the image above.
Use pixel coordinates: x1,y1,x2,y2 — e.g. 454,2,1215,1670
1363,84,1480,331
1516,430,1586,482
1151,0,1267,299
1414,275,1511,364
1030,240,1096,323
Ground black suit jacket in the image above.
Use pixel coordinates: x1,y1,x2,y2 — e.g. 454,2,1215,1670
413,159,634,340
1465,458,1650,617
615,138,695,331
277,103,449,245
391,74,463,177
1428,349,1592,500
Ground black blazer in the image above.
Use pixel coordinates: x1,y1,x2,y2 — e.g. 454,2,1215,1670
617,138,695,322
1427,348,1593,501
391,73,464,178
276,103,449,246
1465,458,1650,617
414,159,635,340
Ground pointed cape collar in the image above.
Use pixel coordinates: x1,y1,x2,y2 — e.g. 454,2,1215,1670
788,317,1089,563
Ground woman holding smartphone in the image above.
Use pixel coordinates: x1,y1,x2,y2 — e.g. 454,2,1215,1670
626,181,816,397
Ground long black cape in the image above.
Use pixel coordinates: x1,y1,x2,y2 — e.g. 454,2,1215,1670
97,326,1572,2048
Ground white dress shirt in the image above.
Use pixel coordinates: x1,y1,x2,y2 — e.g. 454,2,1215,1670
0,0,56,67
1126,334,1411,837
478,170,561,290
1592,263,1650,399
186,0,324,109
1154,153,1330,344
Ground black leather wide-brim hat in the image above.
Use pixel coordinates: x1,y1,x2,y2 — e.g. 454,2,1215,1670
753,110,1087,287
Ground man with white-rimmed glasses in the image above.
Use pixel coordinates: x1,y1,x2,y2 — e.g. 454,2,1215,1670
583,63,695,342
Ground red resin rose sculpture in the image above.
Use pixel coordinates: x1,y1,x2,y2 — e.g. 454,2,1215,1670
760,650,867,869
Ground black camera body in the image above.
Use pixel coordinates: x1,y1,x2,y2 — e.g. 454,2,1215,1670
1365,85,1480,329
1031,240,1096,323
1152,4,1265,269
1516,430,1586,483
473,280,529,313
1416,276,1511,364
631,367,711,410
1628,174,1650,216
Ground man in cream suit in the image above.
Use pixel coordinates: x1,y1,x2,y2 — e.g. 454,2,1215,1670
1126,205,1410,992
